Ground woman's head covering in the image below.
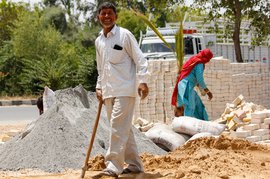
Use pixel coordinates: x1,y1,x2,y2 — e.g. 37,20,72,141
171,48,213,106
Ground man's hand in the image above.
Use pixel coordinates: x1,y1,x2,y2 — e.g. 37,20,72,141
96,88,103,102
138,83,149,100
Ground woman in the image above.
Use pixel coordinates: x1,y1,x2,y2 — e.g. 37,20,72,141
171,48,213,120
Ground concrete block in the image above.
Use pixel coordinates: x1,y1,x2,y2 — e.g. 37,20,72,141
232,94,244,107
243,124,260,131
234,109,247,120
251,111,267,119
134,117,150,126
235,130,252,138
261,134,270,141
140,122,154,132
250,118,264,124
260,123,270,129
246,136,261,142
252,129,269,136
264,118,270,124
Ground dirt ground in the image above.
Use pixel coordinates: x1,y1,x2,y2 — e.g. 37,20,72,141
1,124,270,179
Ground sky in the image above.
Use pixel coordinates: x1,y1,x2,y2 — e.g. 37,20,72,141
10,0,43,7
11,0,194,6
11,0,42,4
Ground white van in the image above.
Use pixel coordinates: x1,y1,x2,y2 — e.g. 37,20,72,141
139,27,216,60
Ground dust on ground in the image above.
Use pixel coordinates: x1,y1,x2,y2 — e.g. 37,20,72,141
1,123,269,179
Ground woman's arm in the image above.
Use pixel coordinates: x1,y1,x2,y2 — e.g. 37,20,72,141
195,64,213,100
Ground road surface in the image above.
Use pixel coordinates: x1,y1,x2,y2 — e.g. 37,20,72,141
0,106,39,125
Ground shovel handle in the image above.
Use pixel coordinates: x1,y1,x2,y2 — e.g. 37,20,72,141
81,100,103,178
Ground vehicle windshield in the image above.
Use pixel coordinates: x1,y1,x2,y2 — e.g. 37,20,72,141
141,37,194,55
141,43,174,53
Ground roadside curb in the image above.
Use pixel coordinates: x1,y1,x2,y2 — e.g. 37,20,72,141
0,100,37,106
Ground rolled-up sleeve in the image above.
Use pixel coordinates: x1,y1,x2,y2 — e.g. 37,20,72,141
195,63,207,89
124,31,150,84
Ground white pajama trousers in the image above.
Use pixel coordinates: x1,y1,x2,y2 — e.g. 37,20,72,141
104,97,144,175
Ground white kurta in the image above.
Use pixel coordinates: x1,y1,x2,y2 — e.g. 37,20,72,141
95,25,149,99
95,25,149,174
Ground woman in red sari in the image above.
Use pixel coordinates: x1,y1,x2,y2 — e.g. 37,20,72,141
171,48,213,120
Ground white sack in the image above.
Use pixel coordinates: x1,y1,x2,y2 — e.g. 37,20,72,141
145,123,190,151
172,116,226,136
186,132,213,143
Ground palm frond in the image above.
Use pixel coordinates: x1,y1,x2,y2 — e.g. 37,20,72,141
175,13,185,71
130,9,172,50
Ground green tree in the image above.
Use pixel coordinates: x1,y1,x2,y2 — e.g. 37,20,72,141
41,6,67,34
192,0,270,63
143,0,183,27
0,42,25,95
11,11,80,92
77,47,97,91
116,9,146,40
114,0,184,27
0,0,21,46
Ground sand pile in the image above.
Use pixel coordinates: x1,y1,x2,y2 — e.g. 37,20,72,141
88,135,270,178
0,85,165,172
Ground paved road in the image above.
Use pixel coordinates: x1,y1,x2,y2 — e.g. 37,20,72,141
0,106,39,125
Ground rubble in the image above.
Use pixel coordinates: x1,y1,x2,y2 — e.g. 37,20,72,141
217,94,270,143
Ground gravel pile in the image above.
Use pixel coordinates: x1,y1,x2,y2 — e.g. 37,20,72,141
0,85,165,172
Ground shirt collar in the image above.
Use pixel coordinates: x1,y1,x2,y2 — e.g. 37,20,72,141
99,24,118,37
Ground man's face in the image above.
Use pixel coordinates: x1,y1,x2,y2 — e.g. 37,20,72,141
97,8,117,30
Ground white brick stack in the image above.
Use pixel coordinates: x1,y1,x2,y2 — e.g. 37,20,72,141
134,57,270,124
234,110,270,143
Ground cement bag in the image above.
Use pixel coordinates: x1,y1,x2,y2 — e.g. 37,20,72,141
145,123,190,151
172,116,225,136
186,132,213,143
43,86,56,112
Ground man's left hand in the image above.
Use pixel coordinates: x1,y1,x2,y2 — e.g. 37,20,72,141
138,83,149,100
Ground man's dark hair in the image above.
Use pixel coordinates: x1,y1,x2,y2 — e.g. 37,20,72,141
98,2,117,14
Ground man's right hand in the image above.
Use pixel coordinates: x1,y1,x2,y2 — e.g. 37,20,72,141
96,88,103,102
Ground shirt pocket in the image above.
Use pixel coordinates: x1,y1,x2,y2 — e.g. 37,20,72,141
109,48,125,64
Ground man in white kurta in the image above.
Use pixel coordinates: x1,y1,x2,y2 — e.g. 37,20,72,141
95,2,149,177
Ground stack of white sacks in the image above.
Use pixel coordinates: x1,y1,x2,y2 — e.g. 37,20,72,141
133,116,226,152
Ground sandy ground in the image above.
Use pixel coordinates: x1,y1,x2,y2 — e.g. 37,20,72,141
1,124,270,179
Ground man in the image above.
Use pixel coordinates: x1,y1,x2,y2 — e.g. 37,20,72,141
95,2,149,177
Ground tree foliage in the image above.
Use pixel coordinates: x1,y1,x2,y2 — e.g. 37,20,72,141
116,9,146,40
115,0,184,27
192,0,270,63
0,0,22,46
11,11,80,92
41,6,67,34
0,42,24,95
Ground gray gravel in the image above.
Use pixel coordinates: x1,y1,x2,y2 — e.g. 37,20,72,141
0,85,166,172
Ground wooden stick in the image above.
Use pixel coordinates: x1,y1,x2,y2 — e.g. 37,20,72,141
81,100,103,178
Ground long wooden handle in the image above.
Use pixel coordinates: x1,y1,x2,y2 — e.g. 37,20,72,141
81,100,103,178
